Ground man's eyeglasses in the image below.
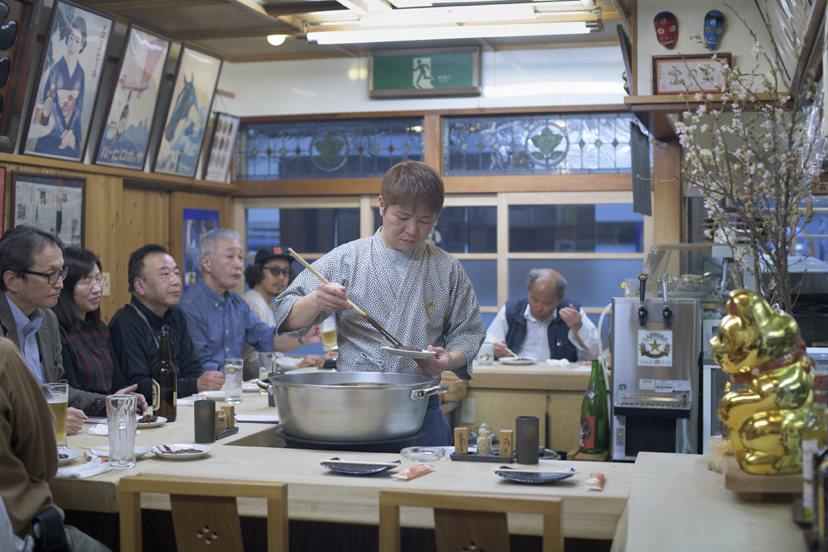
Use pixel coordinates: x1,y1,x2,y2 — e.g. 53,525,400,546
23,267,69,285
266,266,290,278
78,275,107,288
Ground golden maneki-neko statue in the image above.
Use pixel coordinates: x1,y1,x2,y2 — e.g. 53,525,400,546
712,289,814,475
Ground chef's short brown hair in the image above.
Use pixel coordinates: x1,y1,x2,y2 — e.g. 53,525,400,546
380,161,444,215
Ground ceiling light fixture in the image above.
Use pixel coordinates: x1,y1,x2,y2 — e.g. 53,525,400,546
359,5,536,26
308,21,589,44
267,34,287,46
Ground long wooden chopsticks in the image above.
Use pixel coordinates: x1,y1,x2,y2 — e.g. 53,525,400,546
288,248,405,348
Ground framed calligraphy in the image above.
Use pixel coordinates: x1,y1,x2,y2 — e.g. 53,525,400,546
93,23,171,171
20,0,115,162
652,53,732,95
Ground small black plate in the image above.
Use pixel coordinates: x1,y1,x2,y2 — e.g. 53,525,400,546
494,471,575,485
321,459,401,476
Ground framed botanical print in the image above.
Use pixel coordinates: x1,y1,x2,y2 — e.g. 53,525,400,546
11,171,85,247
202,112,239,183
21,0,115,162
94,23,171,170
153,44,223,178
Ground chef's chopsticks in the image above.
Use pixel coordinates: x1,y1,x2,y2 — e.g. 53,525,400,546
288,248,405,348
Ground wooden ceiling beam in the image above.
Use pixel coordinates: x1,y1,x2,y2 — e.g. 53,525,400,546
264,1,347,16
173,26,300,41
92,0,225,10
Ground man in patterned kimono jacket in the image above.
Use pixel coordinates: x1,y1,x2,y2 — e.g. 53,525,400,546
274,161,485,446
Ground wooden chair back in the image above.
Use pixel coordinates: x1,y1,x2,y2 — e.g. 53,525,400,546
379,489,563,552
119,475,288,552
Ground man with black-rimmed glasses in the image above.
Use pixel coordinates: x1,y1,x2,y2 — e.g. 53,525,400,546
0,225,89,434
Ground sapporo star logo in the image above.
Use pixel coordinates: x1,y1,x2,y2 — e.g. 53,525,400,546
649,339,661,353
425,299,438,313
639,333,671,359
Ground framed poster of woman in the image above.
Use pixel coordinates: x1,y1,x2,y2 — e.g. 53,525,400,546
153,44,223,178
20,0,115,162
94,24,171,170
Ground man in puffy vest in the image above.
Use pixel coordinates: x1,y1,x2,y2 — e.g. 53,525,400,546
484,268,599,362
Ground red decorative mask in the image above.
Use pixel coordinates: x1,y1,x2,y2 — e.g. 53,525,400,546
654,11,678,49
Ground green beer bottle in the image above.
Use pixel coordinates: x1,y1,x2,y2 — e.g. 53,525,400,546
579,359,608,454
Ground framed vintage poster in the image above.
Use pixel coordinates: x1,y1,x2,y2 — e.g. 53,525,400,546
20,0,115,162
182,208,219,290
0,0,41,153
202,112,239,183
652,54,732,95
153,44,223,178
94,23,171,170
11,171,85,247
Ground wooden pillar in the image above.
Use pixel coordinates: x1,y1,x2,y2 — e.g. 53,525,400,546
652,139,683,275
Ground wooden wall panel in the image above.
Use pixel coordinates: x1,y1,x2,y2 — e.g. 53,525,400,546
84,175,124,323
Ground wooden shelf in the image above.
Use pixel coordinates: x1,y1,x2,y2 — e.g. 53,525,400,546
625,93,787,113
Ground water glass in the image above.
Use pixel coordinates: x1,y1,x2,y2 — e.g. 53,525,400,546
41,383,68,448
258,352,277,395
106,394,137,469
477,343,494,366
224,358,243,404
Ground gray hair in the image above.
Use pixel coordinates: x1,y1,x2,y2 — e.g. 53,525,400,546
527,268,566,300
199,229,241,258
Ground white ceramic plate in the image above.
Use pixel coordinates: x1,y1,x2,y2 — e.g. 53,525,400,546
137,416,167,429
500,356,536,365
382,346,436,359
151,444,212,460
90,445,151,459
58,450,80,465
242,382,259,393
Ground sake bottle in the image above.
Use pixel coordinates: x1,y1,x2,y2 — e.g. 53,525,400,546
579,360,608,454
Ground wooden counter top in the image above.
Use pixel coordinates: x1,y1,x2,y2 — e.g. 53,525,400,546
441,361,598,391
617,452,805,552
52,392,630,540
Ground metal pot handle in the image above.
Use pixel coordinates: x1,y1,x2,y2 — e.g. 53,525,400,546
409,384,449,400
256,379,270,391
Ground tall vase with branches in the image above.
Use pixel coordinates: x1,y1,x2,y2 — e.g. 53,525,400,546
671,7,822,312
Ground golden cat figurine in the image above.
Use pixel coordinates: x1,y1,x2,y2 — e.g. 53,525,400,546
712,289,813,475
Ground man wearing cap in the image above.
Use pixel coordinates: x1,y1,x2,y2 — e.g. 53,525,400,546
242,246,329,378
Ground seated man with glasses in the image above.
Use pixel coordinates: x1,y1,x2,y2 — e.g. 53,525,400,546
484,268,600,362
242,246,331,379
0,225,86,435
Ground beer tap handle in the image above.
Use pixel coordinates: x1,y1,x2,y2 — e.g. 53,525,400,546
637,272,649,327
659,273,673,329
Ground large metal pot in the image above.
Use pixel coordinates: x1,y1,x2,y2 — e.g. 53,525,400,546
261,371,446,442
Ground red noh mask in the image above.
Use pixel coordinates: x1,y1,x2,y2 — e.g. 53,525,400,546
654,11,678,49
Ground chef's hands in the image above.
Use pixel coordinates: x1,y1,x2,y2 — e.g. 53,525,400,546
66,407,85,435
298,352,337,368
493,340,510,359
415,347,468,376
197,370,225,392
559,304,582,332
316,283,351,313
114,384,149,412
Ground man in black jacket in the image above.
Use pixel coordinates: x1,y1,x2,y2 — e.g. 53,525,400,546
109,244,223,404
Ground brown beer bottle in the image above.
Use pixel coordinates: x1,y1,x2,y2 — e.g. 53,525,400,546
153,330,177,422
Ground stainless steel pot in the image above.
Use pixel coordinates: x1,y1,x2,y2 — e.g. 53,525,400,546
259,371,446,442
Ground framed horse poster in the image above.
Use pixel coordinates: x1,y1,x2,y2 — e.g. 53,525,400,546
21,0,115,162
94,23,171,170
153,43,223,178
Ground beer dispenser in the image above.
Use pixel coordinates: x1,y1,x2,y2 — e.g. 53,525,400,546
610,271,701,461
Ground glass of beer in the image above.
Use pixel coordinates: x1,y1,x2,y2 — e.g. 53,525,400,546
224,358,243,404
320,317,337,352
41,383,68,448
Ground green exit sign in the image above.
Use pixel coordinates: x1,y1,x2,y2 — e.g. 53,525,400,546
369,47,480,98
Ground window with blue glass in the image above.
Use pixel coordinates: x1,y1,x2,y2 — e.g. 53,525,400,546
444,113,643,176
509,204,643,253
246,208,360,254
373,205,497,253
237,119,425,180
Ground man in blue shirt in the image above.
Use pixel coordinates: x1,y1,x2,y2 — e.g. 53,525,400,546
179,229,320,372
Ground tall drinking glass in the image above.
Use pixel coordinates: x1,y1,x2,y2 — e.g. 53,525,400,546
321,317,337,352
224,358,243,404
106,394,137,469
258,352,277,395
41,383,68,448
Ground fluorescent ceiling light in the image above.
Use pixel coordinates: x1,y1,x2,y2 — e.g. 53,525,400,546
267,34,287,46
360,5,536,26
308,21,589,43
